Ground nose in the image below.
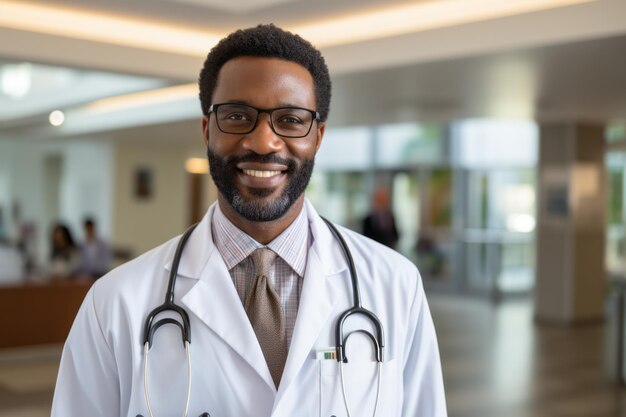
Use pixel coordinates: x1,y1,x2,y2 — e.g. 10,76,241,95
242,114,284,155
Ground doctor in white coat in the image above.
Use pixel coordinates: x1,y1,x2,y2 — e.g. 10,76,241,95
52,24,447,417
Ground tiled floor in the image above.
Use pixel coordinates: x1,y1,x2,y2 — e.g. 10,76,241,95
0,346,60,417
1,294,625,416
431,296,626,417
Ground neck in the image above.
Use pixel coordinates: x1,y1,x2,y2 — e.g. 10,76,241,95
217,195,304,245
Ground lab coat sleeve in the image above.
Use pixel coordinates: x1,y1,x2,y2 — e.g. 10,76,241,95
51,285,120,417
401,274,447,416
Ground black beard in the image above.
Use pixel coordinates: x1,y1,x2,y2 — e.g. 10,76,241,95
207,149,315,222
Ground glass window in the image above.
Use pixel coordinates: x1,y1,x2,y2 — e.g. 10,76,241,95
606,151,626,275
606,121,626,144
452,119,538,168
307,171,369,231
460,167,536,293
375,123,443,167
315,127,372,170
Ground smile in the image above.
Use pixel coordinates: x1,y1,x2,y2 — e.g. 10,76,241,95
242,169,282,178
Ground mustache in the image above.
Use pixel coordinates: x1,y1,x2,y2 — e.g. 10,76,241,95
225,152,296,170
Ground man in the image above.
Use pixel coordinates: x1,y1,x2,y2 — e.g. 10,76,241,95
77,217,112,279
362,186,400,249
52,25,446,417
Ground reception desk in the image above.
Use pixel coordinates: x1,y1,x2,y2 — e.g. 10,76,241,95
0,279,92,348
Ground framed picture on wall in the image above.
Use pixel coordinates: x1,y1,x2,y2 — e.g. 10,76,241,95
134,167,153,200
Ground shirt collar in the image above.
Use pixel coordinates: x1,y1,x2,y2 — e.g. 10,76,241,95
211,202,310,276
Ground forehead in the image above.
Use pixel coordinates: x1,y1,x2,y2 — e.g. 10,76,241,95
212,56,316,108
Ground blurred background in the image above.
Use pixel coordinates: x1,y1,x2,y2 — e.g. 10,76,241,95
0,0,625,416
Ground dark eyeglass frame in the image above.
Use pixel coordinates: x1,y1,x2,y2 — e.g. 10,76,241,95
208,103,321,138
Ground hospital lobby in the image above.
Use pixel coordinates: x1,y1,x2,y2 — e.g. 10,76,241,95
1,0,626,416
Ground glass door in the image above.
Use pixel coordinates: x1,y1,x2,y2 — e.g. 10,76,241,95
606,151,626,277
456,168,536,296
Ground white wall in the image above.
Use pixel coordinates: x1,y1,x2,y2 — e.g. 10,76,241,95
112,141,213,257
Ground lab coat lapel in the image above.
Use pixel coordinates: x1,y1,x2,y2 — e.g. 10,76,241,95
278,248,340,394
171,204,275,391
275,201,347,405
180,250,275,390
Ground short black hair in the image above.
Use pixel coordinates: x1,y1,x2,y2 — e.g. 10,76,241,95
198,24,331,122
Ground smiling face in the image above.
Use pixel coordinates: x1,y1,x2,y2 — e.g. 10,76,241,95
202,56,325,233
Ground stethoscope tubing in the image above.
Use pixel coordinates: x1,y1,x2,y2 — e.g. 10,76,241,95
142,223,197,417
321,218,385,365
142,224,198,349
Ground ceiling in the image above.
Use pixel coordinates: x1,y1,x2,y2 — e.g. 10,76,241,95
331,34,626,126
20,0,435,32
0,0,625,143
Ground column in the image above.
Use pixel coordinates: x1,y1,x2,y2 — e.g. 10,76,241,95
535,123,606,323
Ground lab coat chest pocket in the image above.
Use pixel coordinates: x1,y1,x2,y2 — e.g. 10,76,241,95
319,358,398,417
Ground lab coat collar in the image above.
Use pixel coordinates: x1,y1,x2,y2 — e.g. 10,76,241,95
303,199,347,277
163,204,217,279
164,199,347,279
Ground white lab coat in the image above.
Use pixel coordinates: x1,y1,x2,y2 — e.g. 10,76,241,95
52,200,447,417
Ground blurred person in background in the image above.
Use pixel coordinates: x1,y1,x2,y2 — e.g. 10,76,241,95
49,223,78,279
362,186,400,249
77,217,111,279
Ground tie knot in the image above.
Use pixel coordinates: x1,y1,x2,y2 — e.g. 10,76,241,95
251,247,276,277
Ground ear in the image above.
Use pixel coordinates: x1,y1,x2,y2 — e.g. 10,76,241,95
201,115,210,147
314,122,326,152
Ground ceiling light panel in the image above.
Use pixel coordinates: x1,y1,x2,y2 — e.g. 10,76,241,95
0,0,222,55
163,0,297,14
293,0,597,47
0,0,599,55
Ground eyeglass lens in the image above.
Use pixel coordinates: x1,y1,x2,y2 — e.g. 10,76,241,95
215,104,315,138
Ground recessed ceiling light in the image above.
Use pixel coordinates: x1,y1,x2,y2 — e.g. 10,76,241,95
49,110,65,126
0,63,32,98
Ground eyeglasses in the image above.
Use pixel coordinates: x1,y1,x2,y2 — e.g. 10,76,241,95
208,103,320,138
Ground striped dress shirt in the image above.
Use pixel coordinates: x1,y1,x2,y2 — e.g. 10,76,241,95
211,204,310,346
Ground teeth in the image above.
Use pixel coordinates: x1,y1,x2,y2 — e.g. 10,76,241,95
243,169,281,178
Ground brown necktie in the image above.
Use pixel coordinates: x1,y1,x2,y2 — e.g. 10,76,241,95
244,248,287,388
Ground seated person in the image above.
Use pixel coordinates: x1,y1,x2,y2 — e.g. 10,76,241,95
49,223,78,278
77,218,112,279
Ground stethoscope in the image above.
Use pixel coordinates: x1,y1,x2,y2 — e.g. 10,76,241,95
139,217,385,417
